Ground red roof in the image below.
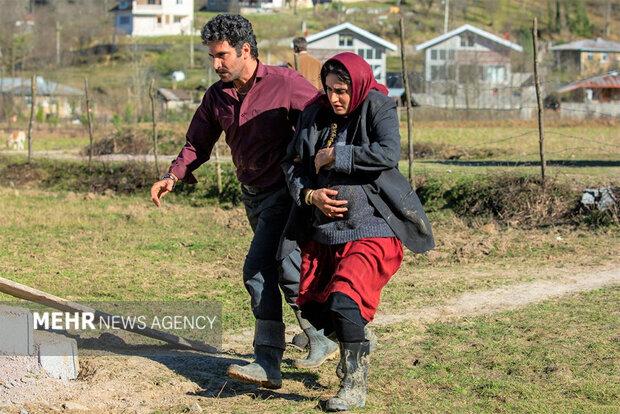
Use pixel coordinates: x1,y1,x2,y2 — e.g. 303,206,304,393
557,72,620,93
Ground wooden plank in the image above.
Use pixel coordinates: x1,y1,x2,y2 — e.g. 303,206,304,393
0,276,219,354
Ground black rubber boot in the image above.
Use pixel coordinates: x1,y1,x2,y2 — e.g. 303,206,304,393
227,320,285,389
293,311,339,369
336,326,376,380
326,341,371,412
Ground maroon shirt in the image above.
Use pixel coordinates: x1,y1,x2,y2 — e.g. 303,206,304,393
169,61,320,188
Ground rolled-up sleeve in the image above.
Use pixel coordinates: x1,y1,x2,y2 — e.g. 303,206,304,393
169,90,222,183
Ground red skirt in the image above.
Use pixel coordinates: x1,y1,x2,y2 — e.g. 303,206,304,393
297,237,404,322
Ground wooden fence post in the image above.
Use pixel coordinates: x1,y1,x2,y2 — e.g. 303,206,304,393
84,77,94,168
532,17,546,186
27,74,36,164
148,79,160,177
399,3,415,186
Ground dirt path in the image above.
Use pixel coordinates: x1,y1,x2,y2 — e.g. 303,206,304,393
1,266,618,413
373,267,620,326
222,266,620,351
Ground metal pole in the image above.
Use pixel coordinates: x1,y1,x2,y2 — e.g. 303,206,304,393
532,18,546,186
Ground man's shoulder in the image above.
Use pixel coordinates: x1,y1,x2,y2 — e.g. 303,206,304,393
261,64,302,81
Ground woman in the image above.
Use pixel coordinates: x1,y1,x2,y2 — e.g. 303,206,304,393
282,52,434,411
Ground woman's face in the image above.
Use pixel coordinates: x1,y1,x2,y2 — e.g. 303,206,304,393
325,73,351,115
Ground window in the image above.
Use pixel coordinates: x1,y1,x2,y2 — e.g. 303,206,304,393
431,50,437,60
339,35,353,47
148,0,158,4
587,52,594,61
366,49,373,59
358,49,364,57
177,0,183,3
119,15,130,25
482,65,506,83
157,15,162,24
431,65,447,80
448,49,455,60
431,65,455,81
601,53,609,62
372,65,382,79
439,50,446,60
174,16,182,23
460,34,474,47
375,49,382,59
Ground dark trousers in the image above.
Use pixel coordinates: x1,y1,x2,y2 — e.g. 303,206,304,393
301,292,367,342
242,186,301,322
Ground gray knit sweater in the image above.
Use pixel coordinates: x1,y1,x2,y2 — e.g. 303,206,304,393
312,123,394,245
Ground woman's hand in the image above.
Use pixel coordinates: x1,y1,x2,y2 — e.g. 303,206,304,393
310,188,348,218
314,147,335,174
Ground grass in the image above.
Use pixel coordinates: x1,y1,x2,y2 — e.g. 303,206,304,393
369,287,620,413
0,185,617,330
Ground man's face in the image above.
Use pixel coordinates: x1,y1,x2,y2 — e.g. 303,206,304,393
208,40,248,82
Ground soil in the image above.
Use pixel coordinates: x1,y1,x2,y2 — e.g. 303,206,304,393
0,267,617,413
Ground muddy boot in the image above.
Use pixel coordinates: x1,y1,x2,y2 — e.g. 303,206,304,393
326,341,370,412
293,311,339,369
336,326,376,380
227,319,285,389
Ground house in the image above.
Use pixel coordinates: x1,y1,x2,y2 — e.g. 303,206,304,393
0,77,82,120
111,0,194,37
554,71,620,119
305,22,397,83
157,87,195,111
550,38,620,77
415,24,523,87
199,0,323,12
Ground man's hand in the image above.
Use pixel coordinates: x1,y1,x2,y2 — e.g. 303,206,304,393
314,147,335,174
310,188,348,218
150,179,174,207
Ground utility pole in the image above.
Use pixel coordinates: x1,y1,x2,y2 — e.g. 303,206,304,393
444,0,450,33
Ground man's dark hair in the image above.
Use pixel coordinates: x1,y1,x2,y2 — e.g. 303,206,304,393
320,60,351,90
201,14,259,59
292,37,307,53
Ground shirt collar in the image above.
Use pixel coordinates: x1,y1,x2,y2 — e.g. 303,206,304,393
222,59,265,91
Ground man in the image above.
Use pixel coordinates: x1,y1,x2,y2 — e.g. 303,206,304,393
150,14,337,390
290,36,322,90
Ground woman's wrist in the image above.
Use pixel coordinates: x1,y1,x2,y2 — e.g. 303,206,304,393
304,189,315,206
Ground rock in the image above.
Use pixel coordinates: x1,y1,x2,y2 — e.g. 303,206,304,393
189,402,203,413
61,402,88,411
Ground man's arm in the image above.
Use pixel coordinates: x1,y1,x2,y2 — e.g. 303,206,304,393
151,89,222,207
168,90,223,183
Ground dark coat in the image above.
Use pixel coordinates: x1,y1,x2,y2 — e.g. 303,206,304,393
278,90,434,259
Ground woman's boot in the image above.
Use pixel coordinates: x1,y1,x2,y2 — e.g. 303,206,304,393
336,326,376,379
326,341,370,412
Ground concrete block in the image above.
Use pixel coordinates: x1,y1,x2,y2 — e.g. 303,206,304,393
33,331,79,380
0,305,34,356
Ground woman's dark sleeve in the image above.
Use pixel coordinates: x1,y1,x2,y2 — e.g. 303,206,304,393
282,117,314,207
332,99,401,174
